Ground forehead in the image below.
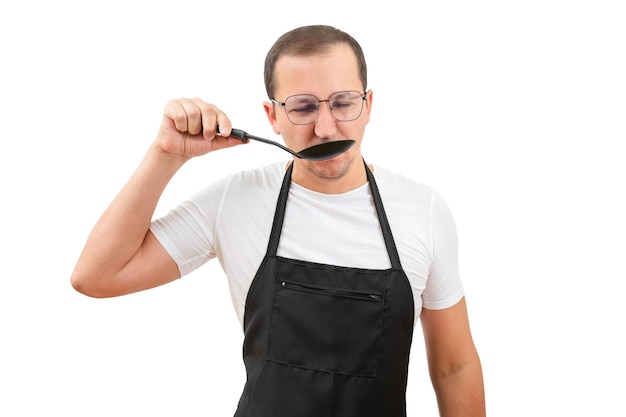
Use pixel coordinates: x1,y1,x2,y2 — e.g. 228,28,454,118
273,44,361,98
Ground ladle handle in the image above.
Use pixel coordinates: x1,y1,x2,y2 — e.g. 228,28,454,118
215,126,250,143
228,128,300,158
229,128,249,143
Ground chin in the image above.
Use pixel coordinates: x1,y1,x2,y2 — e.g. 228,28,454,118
306,153,354,180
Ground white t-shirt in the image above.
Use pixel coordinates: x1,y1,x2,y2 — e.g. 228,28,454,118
150,162,464,327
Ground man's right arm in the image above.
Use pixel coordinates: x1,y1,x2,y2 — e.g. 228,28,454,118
70,98,244,297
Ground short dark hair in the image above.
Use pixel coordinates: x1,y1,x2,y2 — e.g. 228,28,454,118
264,25,367,98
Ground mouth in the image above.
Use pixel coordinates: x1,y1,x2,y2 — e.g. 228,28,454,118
296,140,355,161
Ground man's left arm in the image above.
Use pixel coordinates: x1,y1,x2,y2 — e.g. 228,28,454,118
420,297,486,417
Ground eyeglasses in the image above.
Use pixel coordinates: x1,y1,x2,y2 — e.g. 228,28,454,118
270,90,366,125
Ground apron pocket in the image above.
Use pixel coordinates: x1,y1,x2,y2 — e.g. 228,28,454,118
267,279,384,377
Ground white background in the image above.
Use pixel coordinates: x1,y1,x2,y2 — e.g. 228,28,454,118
1,1,624,415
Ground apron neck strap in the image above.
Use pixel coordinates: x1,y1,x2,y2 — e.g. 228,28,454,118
364,161,403,270
266,160,403,270
266,162,293,256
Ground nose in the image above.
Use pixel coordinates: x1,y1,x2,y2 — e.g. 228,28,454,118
313,101,337,139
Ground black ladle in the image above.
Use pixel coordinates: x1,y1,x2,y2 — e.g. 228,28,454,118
230,128,355,161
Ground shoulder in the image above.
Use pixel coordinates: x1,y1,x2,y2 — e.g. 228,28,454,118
194,161,286,197
371,165,439,210
370,165,457,232
230,161,287,187
372,165,431,191
180,162,286,219
220,161,287,204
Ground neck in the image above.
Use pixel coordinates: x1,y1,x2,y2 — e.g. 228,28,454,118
290,155,368,194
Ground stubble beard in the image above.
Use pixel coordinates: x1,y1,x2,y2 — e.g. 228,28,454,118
303,153,355,182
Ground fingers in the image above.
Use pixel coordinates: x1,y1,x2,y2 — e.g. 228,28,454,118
163,97,232,140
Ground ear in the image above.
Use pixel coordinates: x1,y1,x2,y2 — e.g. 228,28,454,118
263,101,281,135
364,89,373,118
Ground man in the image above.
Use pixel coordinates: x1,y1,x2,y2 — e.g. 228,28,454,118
71,25,485,416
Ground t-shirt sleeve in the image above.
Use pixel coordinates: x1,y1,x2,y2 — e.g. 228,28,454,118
421,190,465,310
149,177,230,277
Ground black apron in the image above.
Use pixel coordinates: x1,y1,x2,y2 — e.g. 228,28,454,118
234,162,415,417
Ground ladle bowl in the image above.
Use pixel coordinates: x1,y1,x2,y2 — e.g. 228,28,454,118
230,128,355,161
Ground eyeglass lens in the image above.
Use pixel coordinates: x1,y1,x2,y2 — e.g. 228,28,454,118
283,91,364,125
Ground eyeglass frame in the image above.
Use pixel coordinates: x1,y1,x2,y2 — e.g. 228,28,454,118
270,90,368,125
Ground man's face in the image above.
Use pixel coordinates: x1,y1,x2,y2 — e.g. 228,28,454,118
264,43,372,182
